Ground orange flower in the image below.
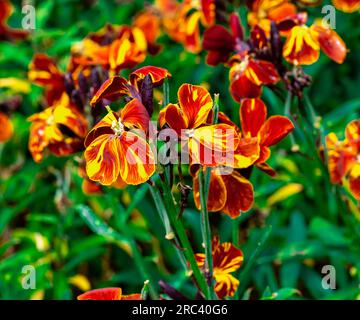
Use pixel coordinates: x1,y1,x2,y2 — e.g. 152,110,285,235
240,98,294,174
77,287,141,300
326,120,360,200
247,0,304,36
332,0,360,12
71,25,148,75
0,0,29,41
283,23,347,65
28,54,66,105
90,66,171,106
159,84,239,166
193,168,254,218
0,112,13,142
156,0,215,53
196,237,243,299
28,94,88,163
229,56,280,102
84,98,155,185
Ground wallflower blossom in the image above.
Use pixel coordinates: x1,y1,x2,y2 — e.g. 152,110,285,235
283,21,347,65
196,237,243,299
159,84,239,166
326,120,360,200
28,54,66,105
0,0,29,41
0,112,13,142
332,0,360,12
28,94,88,163
247,0,307,36
192,167,254,218
155,0,215,53
84,98,155,185
78,287,141,300
229,55,280,102
90,66,171,107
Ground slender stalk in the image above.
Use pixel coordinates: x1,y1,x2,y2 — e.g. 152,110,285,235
198,169,215,299
155,174,209,297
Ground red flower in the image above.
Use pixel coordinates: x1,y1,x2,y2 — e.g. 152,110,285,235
78,288,141,300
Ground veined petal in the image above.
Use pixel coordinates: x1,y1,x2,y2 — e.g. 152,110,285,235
77,288,122,300
121,98,150,132
84,112,118,147
311,24,347,64
245,59,280,86
221,171,254,217
193,170,227,212
190,124,239,167
345,119,360,151
118,131,155,185
178,84,213,129
214,273,239,299
159,103,188,134
349,163,360,200
259,115,294,147
234,137,260,168
85,134,120,186
130,66,171,88
230,73,262,102
90,76,129,106
213,239,244,274
240,98,267,137
283,25,320,65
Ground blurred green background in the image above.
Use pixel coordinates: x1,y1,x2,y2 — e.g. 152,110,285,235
0,0,359,300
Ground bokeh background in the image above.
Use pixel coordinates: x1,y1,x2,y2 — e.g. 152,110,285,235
0,0,359,299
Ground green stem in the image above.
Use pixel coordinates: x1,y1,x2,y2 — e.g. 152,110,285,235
198,169,215,299
151,175,208,296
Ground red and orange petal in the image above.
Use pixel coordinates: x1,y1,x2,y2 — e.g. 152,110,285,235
311,24,347,64
258,115,295,148
349,163,360,200
158,103,189,134
0,112,13,142
28,53,64,88
0,0,29,40
283,25,320,65
82,179,102,195
189,124,240,167
345,119,360,151
240,98,267,138
129,66,172,88
77,287,140,300
193,169,254,218
332,0,360,12
90,76,129,106
178,84,213,129
200,0,216,27
245,60,280,86
234,137,260,168
230,73,262,102
120,98,150,133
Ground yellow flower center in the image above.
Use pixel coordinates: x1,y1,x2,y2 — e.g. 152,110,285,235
111,118,125,136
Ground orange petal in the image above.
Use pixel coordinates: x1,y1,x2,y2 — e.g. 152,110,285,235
234,137,260,168
82,179,102,195
332,0,360,13
214,273,239,299
283,25,320,65
77,288,122,300
311,25,347,64
240,98,267,137
190,124,240,167
213,238,244,274
130,66,171,88
245,59,280,86
221,171,254,217
121,98,150,132
256,162,277,177
230,73,262,102
201,0,216,27
345,119,360,150
259,115,294,147
349,163,360,200
118,131,155,185
193,170,227,212
0,112,13,142
85,134,120,186
178,84,213,129
121,294,142,300
159,103,188,134
90,76,129,106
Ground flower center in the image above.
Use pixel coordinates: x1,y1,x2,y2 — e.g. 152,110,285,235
46,114,55,126
111,118,125,136
185,129,195,138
